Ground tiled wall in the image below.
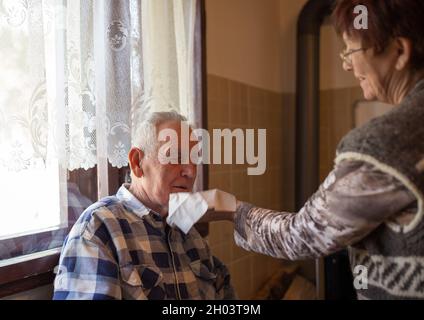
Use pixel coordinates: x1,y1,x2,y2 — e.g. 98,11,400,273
206,74,296,299
206,75,363,298
319,87,363,181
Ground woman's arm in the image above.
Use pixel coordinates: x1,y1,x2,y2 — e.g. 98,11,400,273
232,160,416,260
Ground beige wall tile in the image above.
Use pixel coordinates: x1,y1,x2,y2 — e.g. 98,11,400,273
221,222,235,241
251,254,272,296
249,174,270,207
209,172,232,191
230,256,253,299
230,169,250,200
210,243,233,266
207,74,229,104
266,256,284,279
207,100,230,124
229,103,249,127
207,76,297,298
249,105,269,128
207,221,224,246
319,87,358,180
269,169,284,206
231,240,250,261
268,128,283,167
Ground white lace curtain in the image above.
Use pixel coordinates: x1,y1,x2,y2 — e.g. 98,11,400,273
0,0,202,172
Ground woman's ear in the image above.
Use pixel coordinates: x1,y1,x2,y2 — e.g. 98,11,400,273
395,37,413,71
128,147,144,178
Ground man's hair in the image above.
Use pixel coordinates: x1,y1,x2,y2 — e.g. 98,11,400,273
133,111,188,156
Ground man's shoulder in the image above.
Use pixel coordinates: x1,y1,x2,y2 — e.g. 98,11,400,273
68,196,126,241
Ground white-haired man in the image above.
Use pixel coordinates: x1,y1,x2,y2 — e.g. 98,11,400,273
53,112,236,300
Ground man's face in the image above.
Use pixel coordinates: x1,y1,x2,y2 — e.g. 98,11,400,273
139,121,197,214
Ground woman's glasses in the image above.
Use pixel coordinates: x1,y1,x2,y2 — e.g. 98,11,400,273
339,47,367,66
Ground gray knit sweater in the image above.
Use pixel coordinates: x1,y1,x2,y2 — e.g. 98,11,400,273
335,79,424,299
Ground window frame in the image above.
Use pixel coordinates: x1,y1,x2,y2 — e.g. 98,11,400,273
0,164,127,298
0,0,207,298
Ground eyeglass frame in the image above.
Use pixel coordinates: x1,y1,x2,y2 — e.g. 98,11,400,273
339,47,368,66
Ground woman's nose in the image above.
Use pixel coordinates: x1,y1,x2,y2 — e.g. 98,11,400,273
342,60,353,72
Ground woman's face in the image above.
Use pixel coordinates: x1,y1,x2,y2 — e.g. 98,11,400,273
342,32,400,102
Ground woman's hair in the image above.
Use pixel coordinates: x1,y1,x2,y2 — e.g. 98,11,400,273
332,0,424,70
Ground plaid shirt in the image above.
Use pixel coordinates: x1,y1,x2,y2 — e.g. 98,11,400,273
53,184,236,300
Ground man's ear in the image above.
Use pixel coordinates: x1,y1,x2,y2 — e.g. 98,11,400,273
128,147,144,178
395,37,413,71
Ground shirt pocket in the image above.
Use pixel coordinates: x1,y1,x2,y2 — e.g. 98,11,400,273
189,260,220,298
120,264,165,300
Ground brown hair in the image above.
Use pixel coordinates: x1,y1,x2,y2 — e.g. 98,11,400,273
332,0,424,70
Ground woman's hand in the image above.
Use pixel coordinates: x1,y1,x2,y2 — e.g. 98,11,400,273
197,200,241,223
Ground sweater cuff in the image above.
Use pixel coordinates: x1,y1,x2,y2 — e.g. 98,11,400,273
233,201,254,240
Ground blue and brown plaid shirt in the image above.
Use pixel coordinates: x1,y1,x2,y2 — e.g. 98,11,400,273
53,184,236,300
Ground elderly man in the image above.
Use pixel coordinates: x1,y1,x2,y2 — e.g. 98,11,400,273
53,111,235,300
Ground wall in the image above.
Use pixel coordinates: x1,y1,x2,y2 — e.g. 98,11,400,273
319,21,394,172
206,0,282,92
207,0,308,94
206,74,295,298
279,0,308,93
320,22,358,91
319,21,362,180
205,0,313,299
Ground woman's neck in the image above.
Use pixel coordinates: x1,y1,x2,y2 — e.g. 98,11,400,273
391,71,424,104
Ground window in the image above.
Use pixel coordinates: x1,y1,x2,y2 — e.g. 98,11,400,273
0,0,205,297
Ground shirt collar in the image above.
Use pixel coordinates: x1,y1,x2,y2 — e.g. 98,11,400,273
116,184,151,218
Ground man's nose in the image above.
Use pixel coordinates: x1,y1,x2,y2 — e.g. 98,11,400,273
181,163,196,179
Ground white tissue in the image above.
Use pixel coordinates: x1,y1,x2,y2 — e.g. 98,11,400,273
166,192,208,234
167,189,236,234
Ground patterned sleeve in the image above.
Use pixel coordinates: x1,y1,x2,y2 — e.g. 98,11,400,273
234,160,416,260
53,215,126,300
